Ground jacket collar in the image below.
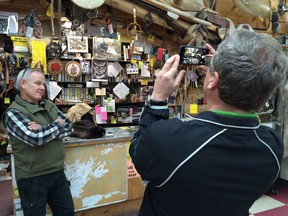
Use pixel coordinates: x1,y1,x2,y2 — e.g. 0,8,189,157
15,95,53,114
191,111,261,129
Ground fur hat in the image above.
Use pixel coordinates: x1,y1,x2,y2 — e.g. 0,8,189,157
72,120,106,139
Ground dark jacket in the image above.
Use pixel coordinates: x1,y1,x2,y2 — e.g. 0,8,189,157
130,107,283,216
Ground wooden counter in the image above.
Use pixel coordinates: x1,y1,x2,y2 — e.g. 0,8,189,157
75,177,144,216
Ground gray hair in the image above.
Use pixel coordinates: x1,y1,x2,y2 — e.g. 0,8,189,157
209,30,288,112
14,68,44,91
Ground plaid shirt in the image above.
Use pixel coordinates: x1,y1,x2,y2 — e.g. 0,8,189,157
3,101,72,147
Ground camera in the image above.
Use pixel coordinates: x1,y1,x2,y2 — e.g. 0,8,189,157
179,45,209,65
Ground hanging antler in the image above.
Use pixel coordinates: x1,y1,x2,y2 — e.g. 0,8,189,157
127,7,142,39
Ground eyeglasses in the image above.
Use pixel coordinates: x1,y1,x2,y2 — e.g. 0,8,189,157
21,61,44,79
21,67,30,79
21,66,31,79
14,67,31,90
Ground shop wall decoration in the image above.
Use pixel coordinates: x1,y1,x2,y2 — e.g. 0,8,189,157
67,36,89,53
92,59,108,81
65,61,82,78
93,37,121,60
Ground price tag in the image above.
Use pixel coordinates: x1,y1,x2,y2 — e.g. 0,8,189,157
189,104,198,114
4,97,10,104
149,58,154,67
141,80,148,86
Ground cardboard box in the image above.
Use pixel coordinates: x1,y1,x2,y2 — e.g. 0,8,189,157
0,160,10,176
0,168,7,176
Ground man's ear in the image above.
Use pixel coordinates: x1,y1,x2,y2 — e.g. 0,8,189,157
19,78,26,88
207,71,219,89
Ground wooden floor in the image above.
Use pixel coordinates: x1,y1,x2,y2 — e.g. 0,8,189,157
3,176,288,216
0,178,140,216
0,178,13,216
0,152,144,216
116,211,138,216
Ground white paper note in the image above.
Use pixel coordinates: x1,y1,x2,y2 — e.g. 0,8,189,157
108,61,123,77
141,63,150,77
49,82,62,101
113,82,130,99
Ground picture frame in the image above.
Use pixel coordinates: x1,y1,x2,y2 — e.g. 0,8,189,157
80,60,91,74
126,63,139,74
47,59,63,76
67,36,89,53
93,37,121,60
92,59,108,82
65,61,82,78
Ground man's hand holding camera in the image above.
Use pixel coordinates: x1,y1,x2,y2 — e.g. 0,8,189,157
151,54,186,101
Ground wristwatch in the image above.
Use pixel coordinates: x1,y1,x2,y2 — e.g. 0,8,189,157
147,95,168,107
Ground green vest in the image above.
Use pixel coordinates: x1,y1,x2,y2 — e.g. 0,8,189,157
4,95,65,181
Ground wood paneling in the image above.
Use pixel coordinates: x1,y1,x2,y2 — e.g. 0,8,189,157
215,0,288,36
0,0,46,19
75,177,144,216
2,0,288,38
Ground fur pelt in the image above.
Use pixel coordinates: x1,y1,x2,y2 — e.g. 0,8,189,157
72,120,106,139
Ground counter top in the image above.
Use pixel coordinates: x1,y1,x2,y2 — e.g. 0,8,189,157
63,126,139,145
5,126,139,152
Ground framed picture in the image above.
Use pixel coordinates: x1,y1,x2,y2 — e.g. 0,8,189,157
92,60,108,81
126,63,139,74
65,61,82,78
93,37,121,60
47,59,63,76
67,36,89,53
80,60,91,74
